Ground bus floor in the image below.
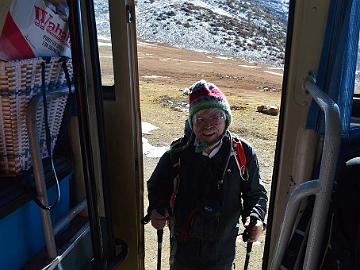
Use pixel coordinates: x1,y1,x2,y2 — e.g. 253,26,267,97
23,216,93,270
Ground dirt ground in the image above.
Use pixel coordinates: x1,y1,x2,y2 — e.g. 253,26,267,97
100,41,283,269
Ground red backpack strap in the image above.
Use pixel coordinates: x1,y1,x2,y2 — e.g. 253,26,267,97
233,138,247,175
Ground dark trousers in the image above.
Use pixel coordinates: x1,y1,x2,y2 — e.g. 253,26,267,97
170,259,234,270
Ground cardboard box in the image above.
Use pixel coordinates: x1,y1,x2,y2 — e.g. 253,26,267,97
0,0,71,60
0,0,12,34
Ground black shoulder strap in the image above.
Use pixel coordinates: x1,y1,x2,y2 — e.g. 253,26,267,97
168,136,190,213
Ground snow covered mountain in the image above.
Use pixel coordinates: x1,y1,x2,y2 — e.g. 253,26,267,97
135,0,288,65
95,0,289,65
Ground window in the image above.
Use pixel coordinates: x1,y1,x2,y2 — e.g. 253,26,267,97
94,0,114,86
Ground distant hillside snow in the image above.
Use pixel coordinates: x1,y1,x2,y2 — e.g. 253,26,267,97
135,0,289,65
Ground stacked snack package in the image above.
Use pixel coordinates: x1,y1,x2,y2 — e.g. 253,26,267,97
0,0,71,60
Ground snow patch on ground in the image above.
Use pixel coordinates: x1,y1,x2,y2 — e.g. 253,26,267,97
98,42,112,47
142,138,168,158
189,60,214,64
216,56,233,60
264,70,283,76
142,122,159,134
142,122,168,158
142,75,170,79
238,64,261,68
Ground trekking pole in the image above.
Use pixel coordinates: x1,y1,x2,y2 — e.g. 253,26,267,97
242,217,258,270
156,208,169,270
157,228,164,270
141,210,166,270
243,242,253,270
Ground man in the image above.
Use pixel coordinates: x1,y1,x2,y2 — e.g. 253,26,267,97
147,80,268,270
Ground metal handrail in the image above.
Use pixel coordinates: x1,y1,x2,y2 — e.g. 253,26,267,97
42,223,91,270
270,180,320,269
26,88,69,259
302,78,340,270
270,78,340,270
54,200,87,235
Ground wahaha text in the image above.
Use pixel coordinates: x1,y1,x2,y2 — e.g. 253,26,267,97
34,5,70,47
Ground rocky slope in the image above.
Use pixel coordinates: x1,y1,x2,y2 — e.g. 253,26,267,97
135,0,288,65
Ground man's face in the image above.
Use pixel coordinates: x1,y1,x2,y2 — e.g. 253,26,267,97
192,108,226,145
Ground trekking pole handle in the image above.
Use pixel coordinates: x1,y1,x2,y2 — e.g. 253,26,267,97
242,217,258,242
141,208,169,225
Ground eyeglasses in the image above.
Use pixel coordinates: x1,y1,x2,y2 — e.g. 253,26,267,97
194,115,226,126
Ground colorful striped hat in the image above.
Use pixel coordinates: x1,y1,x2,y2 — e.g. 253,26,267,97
188,80,232,128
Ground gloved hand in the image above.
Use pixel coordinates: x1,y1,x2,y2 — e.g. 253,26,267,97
243,216,264,242
150,209,169,230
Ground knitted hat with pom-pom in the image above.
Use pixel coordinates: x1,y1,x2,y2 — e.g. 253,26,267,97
188,80,232,129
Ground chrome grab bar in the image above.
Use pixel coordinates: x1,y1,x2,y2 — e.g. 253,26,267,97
270,78,340,270
54,200,87,235
302,79,340,270
270,180,320,269
26,88,69,259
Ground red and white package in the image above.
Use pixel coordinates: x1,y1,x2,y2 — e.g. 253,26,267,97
0,0,71,60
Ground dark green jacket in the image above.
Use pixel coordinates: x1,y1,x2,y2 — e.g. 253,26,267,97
147,132,267,267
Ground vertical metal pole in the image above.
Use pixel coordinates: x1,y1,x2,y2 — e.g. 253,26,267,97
26,97,57,259
302,80,340,270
